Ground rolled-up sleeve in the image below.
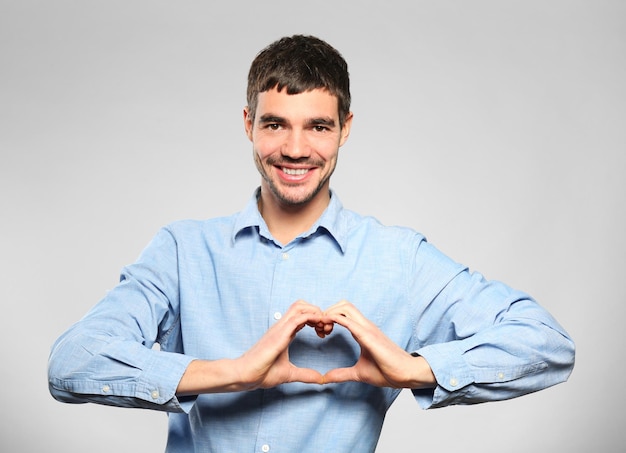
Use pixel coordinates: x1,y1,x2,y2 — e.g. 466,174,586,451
48,228,197,413
408,240,575,409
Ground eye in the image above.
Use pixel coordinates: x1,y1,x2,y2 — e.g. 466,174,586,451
266,123,281,131
313,125,329,132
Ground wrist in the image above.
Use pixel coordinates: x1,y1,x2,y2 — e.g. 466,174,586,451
406,353,437,389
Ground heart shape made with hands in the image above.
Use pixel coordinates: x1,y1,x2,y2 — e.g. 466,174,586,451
260,300,425,388
288,320,358,374
257,304,363,385
282,304,392,386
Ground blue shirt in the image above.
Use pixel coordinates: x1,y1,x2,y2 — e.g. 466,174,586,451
48,190,575,452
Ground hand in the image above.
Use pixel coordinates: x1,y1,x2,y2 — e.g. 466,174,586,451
322,300,436,389
177,300,334,395
234,300,334,390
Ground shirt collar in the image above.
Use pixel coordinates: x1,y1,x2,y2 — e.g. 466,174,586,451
232,187,347,253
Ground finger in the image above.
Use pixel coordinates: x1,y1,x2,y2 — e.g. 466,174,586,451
323,299,352,313
323,366,358,384
325,310,362,334
309,319,334,338
325,308,388,352
281,305,325,329
254,313,325,362
320,321,334,335
324,300,368,324
289,299,323,314
291,300,334,338
288,366,325,385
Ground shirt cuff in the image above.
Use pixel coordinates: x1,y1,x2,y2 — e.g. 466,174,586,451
49,350,198,413
139,350,197,412
411,341,474,409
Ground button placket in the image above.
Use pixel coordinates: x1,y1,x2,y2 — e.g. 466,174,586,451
270,247,294,324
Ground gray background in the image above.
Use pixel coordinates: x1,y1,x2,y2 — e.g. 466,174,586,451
2,1,624,451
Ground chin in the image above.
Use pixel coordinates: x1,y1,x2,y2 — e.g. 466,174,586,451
274,186,321,206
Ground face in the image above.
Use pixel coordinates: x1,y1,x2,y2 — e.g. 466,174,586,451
244,87,352,208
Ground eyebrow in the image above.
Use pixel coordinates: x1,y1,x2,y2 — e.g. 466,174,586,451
307,117,336,128
257,114,336,128
258,115,285,124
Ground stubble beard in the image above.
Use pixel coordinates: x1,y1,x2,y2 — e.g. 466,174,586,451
253,151,336,207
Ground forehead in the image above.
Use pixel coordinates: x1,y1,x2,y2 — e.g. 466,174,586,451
255,87,339,121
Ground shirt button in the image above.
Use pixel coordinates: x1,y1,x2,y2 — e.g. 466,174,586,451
151,390,160,399
102,385,110,393
273,312,282,320
261,445,270,452
497,372,505,380
282,252,289,260
449,378,459,387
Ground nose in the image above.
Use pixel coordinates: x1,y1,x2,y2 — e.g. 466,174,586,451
282,130,310,159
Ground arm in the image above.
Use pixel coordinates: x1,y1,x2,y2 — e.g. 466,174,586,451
48,228,195,412
48,223,334,411
324,237,575,408
48,226,332,411
411,266,575,408
323,287,574,406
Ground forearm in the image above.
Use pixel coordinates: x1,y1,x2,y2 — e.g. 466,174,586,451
414,319,575,408
176,358,250,395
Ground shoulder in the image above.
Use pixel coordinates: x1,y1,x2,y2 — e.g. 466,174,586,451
143,213,239,253
339,207,463,275
164,214,236,236
339,207,426,246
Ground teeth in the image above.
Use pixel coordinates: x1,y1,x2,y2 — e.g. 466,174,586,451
283,167,308,175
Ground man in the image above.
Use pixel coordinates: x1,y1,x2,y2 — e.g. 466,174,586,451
48,35,575,452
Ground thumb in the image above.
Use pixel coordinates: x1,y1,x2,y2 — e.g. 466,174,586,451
289,366,325,385
323,366,357,384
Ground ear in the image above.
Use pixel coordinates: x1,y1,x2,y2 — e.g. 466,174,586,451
339,112,353,147
243,106,254,141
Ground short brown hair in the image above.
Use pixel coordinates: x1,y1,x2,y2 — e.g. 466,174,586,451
246,35,351,127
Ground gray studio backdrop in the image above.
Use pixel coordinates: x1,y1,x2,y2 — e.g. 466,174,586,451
2,1,624,451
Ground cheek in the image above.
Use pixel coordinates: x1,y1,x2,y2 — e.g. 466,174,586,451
318,140,341,161
253,138,276,160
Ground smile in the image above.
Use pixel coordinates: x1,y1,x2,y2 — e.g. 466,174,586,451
282,167,310,176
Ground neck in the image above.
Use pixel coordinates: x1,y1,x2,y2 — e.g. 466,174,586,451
258,186,330,245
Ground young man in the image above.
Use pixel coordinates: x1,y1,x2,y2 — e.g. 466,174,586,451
48,35,575,452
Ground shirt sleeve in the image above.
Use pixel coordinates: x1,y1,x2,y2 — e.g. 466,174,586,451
48,227,197,413
407,237,575,409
